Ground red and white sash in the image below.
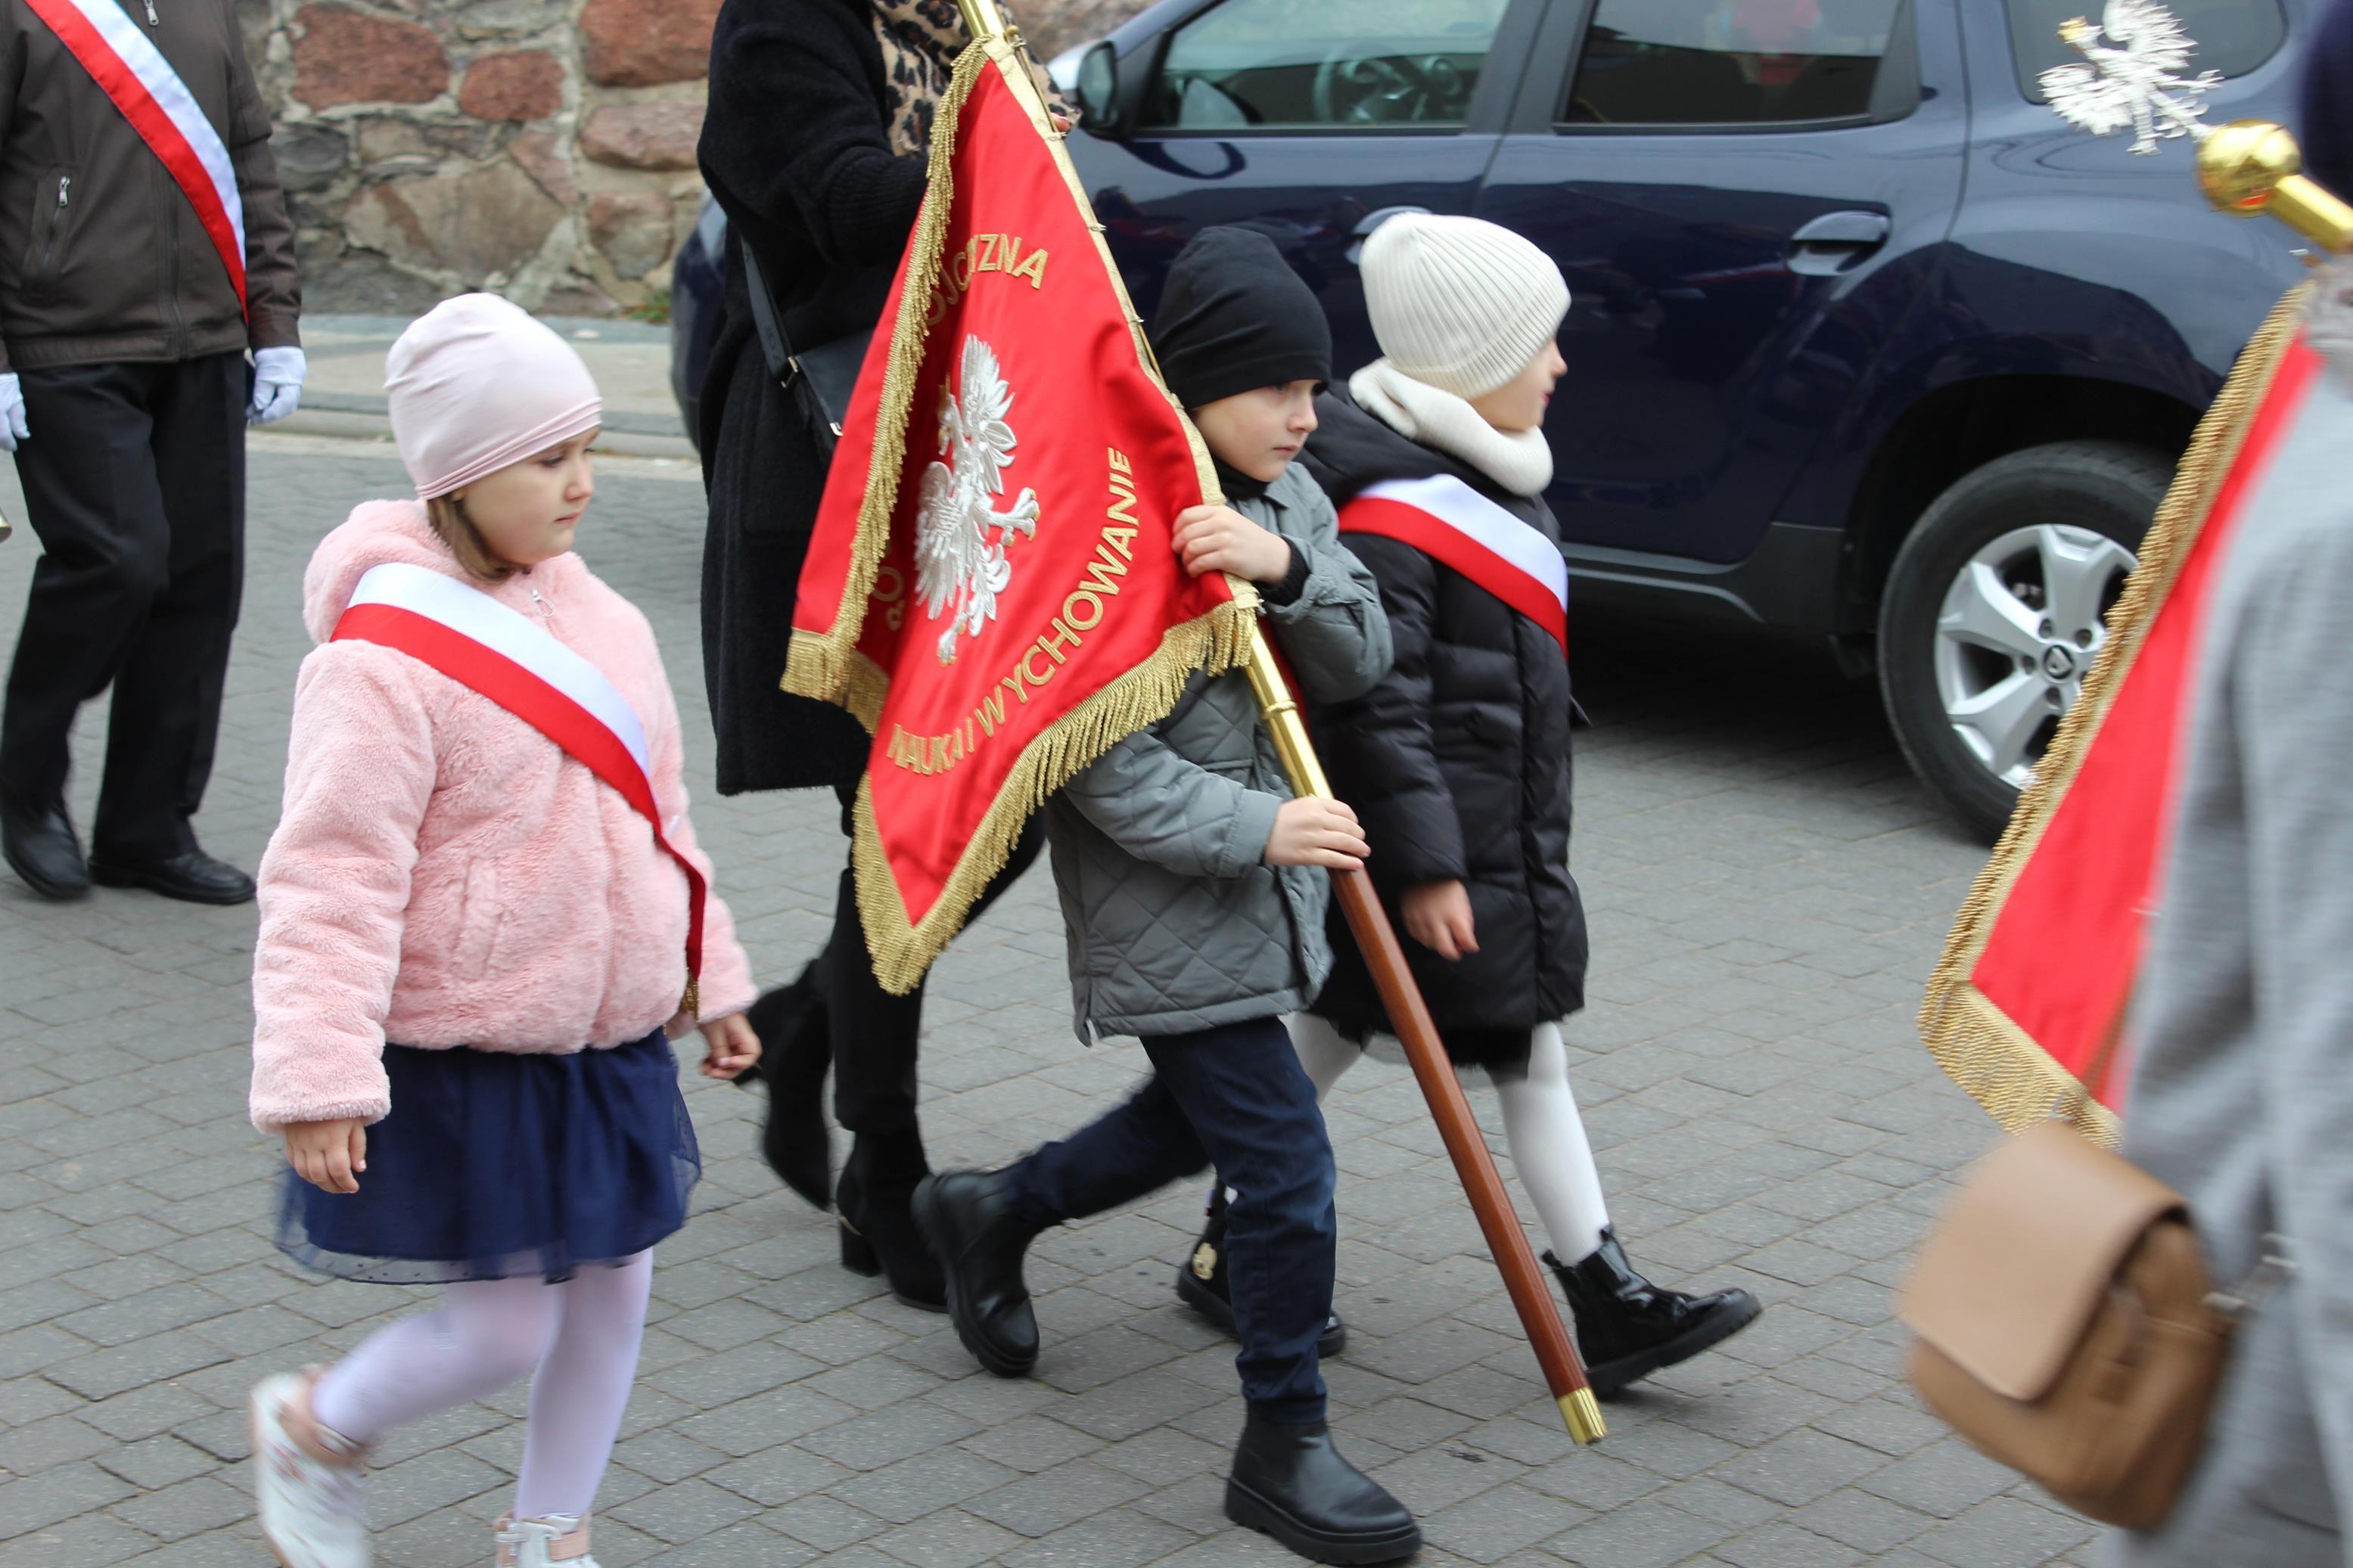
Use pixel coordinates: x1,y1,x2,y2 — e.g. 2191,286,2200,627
1338,474,1569,654
330,563,707,1014
26,0,247,315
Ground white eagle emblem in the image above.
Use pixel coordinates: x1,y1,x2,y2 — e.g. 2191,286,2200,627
914,337,1040,664
2040,1,2219,155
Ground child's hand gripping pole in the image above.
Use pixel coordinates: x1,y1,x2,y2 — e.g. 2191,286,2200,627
1239,626,1606,1445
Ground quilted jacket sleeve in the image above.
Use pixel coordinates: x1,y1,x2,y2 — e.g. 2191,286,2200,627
249,644,434,1132
1059,717,1283,880
1262,478,1391,705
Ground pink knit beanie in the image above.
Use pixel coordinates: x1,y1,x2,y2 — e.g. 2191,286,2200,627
386,293,602,498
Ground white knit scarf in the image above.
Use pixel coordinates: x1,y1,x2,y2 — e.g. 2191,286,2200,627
1347,360,1553,497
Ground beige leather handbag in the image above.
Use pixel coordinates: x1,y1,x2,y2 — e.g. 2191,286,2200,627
1899,1119,2281,1529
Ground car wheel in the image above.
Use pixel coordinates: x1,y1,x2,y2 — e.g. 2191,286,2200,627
1878,440,2172,843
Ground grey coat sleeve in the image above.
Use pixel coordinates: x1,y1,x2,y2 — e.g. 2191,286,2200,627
1264,483,1392,704
2235,522,2353,1526
1060,719,1282,879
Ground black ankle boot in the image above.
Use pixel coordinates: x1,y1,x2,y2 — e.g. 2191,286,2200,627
912,1169,1044,1377
1225,1414,1420,1564
1177,1188,1347,1358
835,1130,944,1312
1549,1228,1761,1398
741,973,831,1210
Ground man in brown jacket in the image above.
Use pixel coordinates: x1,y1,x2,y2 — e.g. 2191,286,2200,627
0,0,303,905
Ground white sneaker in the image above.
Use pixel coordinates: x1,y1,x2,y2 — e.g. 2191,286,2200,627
494,1514,599,1567
250,1369,369,1568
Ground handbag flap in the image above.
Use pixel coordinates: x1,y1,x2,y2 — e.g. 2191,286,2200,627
1899,1119,2189,1402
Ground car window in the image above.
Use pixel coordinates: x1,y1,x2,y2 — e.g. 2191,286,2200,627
1138,0,1510,131
2004,0,2286,101
1564,0,1916,127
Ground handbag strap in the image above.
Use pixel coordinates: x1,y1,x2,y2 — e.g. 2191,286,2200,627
735,231,798,389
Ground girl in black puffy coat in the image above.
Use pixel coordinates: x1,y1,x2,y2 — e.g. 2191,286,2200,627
1173,215,1760,1398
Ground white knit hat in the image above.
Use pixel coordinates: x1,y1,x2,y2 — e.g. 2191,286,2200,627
1359,214,1568,399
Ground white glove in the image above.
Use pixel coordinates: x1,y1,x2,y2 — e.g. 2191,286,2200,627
0,373,25,453
247,346,306,427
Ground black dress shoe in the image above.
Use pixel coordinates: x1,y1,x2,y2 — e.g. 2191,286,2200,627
912,1169,1043,1377
737,973,833,1210
836,1131,945,1312
1177,1188,1347,1358
1,802,89,900
1549,1228,1761,1398
89,849,255,905
1225,1414,1420,1564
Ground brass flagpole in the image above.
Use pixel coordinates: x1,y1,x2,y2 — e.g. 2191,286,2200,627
954,0,1604,1442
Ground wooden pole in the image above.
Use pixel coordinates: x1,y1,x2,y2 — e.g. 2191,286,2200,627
1242,632,1606,1445
951,0,1602,1444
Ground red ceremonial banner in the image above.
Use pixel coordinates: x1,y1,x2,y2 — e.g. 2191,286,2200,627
785,42,1247,992
1919,290,2315,1143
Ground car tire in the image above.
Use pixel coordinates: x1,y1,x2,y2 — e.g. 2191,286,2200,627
1878,440,2173,843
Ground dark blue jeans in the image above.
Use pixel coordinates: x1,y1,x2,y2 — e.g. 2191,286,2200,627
1009,1014,1336,1426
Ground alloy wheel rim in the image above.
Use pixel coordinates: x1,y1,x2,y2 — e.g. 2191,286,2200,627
1931,523,2139,790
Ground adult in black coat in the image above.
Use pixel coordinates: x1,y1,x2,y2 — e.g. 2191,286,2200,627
697,0,1058,1308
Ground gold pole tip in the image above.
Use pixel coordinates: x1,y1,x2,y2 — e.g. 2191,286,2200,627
1559,1389,1607,1445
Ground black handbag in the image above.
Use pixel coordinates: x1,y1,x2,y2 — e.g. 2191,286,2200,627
738,235,872,457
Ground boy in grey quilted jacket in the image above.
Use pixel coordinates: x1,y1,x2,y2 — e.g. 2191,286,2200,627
916,229,1419,1564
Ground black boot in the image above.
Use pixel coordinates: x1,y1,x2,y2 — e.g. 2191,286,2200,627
1177,1188,1347,1358
0,799,88,900
835,1129,944,1312
1550,1228,1761,1398
1225,1414,1420,1564
738,972,832,1210
912,1169,1044,1377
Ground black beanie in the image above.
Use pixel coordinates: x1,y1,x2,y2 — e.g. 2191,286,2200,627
1149,227,1332,410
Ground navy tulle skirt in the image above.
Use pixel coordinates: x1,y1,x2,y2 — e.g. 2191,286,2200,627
277,1028,700,1285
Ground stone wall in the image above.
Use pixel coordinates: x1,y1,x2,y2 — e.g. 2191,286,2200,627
244,0,1151,317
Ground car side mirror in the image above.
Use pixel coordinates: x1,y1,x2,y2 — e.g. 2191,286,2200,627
1076,40,1124,137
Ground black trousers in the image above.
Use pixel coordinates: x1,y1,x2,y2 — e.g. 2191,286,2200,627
1010,1014,1338,1426
820,777,1044,1139
2,355,244,859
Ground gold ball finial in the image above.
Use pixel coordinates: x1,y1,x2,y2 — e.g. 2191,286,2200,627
2197,120,2303,215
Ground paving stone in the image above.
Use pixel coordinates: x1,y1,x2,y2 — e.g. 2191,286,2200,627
1547,1501,1733,1568
1911,1493,2099,1566
608,1474,765,1544
964,1457,1155,1538
1860,1437,2029,1521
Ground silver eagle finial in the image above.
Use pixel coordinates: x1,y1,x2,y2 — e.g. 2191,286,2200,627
2041,1,2222,154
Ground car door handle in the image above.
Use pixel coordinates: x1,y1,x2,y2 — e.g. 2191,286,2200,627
1788,210,1891,275
1347,205,1431,265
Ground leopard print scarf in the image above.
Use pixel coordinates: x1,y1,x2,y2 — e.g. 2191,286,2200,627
871,0,1068,157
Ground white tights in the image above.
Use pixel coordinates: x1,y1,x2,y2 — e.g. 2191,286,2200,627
310,1250,652,1520
1288,1015,1612,1263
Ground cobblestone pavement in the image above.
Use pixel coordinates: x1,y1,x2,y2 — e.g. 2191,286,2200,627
0,435,2099,1568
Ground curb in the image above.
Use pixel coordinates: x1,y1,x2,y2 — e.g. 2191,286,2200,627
276,396,697,462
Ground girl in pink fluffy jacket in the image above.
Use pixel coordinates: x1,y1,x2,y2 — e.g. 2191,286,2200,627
244,295,761,1568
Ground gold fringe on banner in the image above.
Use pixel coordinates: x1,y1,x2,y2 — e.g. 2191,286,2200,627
854,593,1257,992
1916,284,2312,1148
781,36,1254,990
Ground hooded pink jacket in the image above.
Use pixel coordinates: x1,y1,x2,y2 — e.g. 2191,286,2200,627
248,501,757,1132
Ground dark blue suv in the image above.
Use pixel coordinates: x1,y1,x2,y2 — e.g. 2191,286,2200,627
676,0,2310,838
